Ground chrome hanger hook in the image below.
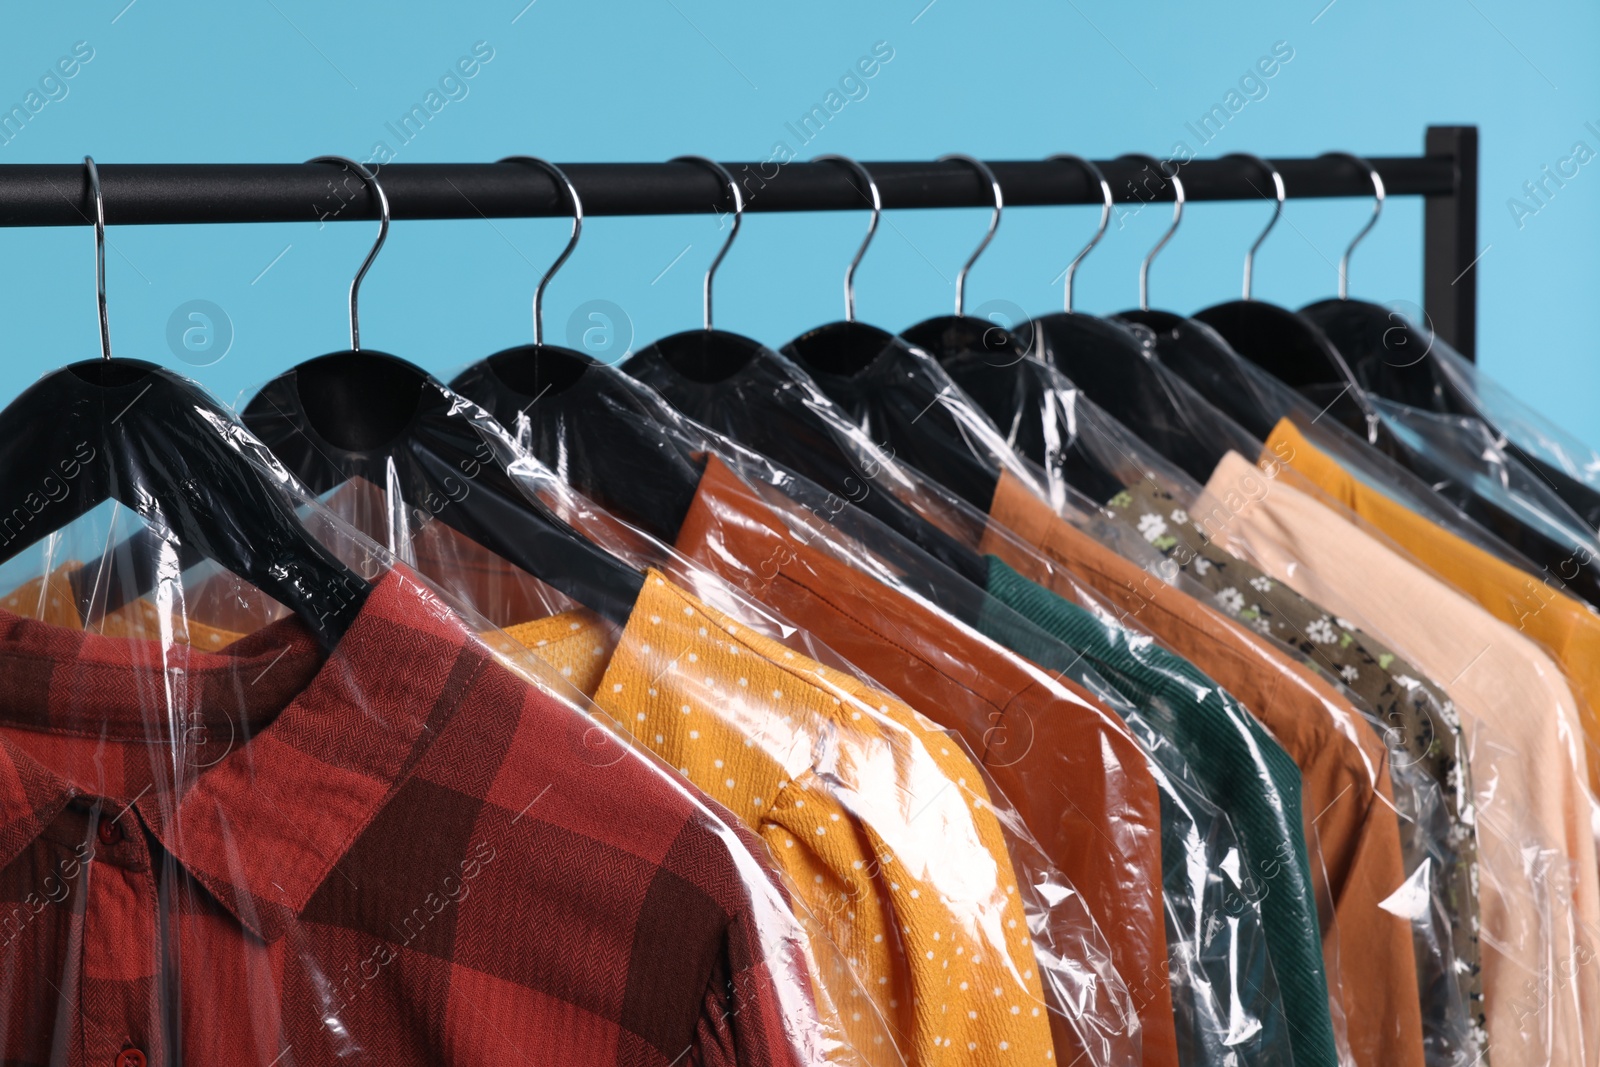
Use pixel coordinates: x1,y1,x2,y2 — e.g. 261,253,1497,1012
1119,154,1185,311
938,154,1002,317
500,156,583,346
84,156,110,360
673,155,742,331
1320,152,1385,299
306,155,390,351
1047,153,1112,313
811,155,880,323
1225,153,1285,300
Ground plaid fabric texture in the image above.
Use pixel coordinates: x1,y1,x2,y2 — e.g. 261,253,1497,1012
0,566,819,1066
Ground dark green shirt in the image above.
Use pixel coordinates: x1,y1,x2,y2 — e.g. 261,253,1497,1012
974,590,1293,1067
984,555,1337,1067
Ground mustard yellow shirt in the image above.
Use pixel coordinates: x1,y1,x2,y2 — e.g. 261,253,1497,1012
0,565,248,648
509,572,1058,1066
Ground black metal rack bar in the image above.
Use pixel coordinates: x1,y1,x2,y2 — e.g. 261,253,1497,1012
0,125,1478,357
0,155,1460,224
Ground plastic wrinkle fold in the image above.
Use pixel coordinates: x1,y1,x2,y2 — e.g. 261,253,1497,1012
231,370,1134,1067
0,378,843,1066
462,353,1310,1067
1200,449,1600,1067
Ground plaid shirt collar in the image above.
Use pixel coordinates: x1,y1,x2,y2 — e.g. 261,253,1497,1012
0,565,473,942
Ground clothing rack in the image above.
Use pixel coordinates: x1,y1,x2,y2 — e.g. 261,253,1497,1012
0,124,1479,359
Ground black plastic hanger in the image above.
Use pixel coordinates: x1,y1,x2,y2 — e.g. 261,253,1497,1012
0,158,371,649
781,154,1019,511
903,152,1048,427
1194,157,1600,605
777,155,912,374
1187,153,1366,423
240,156,644,625
1295,155,1600,544
1298,300,1447,409
621,155,988,582
934,154,1158,505
621,156,776,400
887,153,1035,383
1102,153,1344,439
1295,152,1465,414
1306,294,1600,533
1028,155,1261,483
448,157,703,542
1186,152,1450,436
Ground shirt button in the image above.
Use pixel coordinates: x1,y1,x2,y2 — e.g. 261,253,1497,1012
97,818,124,847
114,1049,146,1067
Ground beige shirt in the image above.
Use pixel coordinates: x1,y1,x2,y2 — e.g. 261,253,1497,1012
1202,450,1600,1067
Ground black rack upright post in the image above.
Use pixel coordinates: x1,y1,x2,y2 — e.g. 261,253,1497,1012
1424,125,1480,361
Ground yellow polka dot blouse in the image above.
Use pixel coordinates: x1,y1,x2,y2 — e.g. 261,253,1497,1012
509,571,1057,1066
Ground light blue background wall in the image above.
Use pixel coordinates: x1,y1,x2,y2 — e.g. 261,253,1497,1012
1,0,1596,443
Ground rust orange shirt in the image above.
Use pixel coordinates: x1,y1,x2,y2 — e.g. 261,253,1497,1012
984,470,1424,1067
665,456,1176,1067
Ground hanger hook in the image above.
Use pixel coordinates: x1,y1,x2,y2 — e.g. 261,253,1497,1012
1118,154,1185,311
306,155,389,351
810,155,880,323
938,154,1002,317
499,156,583,346
1224,153,1285,301
84,157,110,360
672,156,742,331
1047,153,1112,313
1319,152,1385,299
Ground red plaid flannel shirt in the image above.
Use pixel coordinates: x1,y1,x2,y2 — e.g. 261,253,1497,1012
0,565,820,1066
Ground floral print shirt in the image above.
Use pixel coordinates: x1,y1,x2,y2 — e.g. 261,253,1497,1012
1108,479,1486,1065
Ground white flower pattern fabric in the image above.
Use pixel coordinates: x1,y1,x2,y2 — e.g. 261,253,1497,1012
1307,617,1338,644
1103,477,1484,1057
1137,512,1169,544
